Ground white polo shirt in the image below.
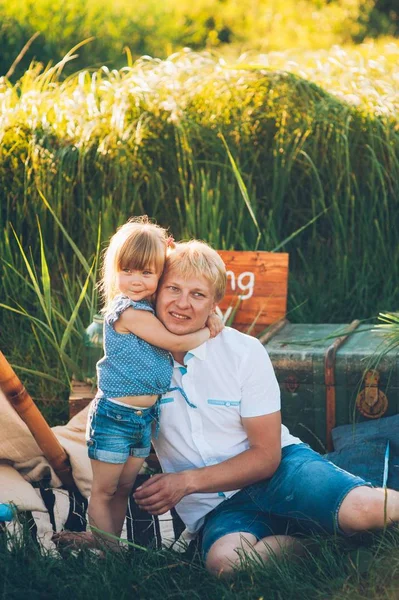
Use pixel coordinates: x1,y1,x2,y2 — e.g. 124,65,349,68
152,327,301,533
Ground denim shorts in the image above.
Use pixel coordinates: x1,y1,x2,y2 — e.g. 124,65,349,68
86,396,158,464
201,443,372,561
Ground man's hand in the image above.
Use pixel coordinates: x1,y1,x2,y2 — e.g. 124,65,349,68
133,472,191,515
206,313,224,338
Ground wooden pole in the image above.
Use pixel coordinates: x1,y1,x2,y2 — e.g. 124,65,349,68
0,351,77,491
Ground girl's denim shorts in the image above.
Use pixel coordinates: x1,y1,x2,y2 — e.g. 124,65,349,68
86,396,158,464
201,443,372,561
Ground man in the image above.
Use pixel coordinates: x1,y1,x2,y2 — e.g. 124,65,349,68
134,240,399,576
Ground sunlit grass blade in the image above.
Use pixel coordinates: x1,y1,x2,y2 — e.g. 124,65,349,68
60,260,95,352
89,214,102,316
0,303,78,378
271,209,328,252
38,189,94,279
215,297,242,327
10,224,51,328
372,312,399,359
0,303,54,334
37,216,52,322
246,307,263,336
29,322,49,367
10,365,65,386
219,133,261,250
1,258,40,293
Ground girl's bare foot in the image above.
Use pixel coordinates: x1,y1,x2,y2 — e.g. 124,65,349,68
52,531,98,550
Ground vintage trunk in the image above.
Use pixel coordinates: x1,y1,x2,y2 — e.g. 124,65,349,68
264,323,399,453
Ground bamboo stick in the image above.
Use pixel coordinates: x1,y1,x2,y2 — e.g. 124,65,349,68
0,351,77,491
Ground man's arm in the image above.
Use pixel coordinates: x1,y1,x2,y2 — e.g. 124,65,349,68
133,410,282,515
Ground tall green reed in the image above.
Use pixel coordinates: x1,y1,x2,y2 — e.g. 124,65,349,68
0,194,101,390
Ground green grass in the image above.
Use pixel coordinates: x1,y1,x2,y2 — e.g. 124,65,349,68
1,43,399,416
1,46,398,317
1,0,396,80
1,526,399,599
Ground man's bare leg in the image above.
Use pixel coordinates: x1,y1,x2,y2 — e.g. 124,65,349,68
338,486,399,533
205,532,304,577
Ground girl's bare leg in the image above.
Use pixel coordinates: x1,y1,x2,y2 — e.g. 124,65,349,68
89,457,143,550
110,456,145,537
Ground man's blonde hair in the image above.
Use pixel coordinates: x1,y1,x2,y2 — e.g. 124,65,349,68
100,216,169,309
163,240,226,303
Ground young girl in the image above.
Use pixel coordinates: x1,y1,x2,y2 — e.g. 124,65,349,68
86,216,222,550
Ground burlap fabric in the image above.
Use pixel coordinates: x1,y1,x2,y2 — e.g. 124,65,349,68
0,389,92,509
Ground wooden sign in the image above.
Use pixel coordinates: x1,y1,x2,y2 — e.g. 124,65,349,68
216,251,289,336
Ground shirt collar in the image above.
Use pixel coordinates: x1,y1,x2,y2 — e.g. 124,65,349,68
187,342,207,361
173,341,207,367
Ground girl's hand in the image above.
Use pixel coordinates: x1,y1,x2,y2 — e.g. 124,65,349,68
206,313,224,338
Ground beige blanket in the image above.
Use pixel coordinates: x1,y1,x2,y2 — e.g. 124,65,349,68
0,389,92,511
0,391,185,555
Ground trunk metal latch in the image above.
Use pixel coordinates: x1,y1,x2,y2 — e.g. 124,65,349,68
356,370,388,418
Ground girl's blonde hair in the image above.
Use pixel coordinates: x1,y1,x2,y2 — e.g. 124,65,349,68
162,240,226,303
100,216,169,309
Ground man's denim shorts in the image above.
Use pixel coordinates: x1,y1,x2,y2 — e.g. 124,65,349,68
201,443,372,561
86,396,157,464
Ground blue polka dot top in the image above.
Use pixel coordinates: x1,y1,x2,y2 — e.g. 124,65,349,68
96,295,173,398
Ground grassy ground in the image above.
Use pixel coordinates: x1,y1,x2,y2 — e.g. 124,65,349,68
1,526,399,599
